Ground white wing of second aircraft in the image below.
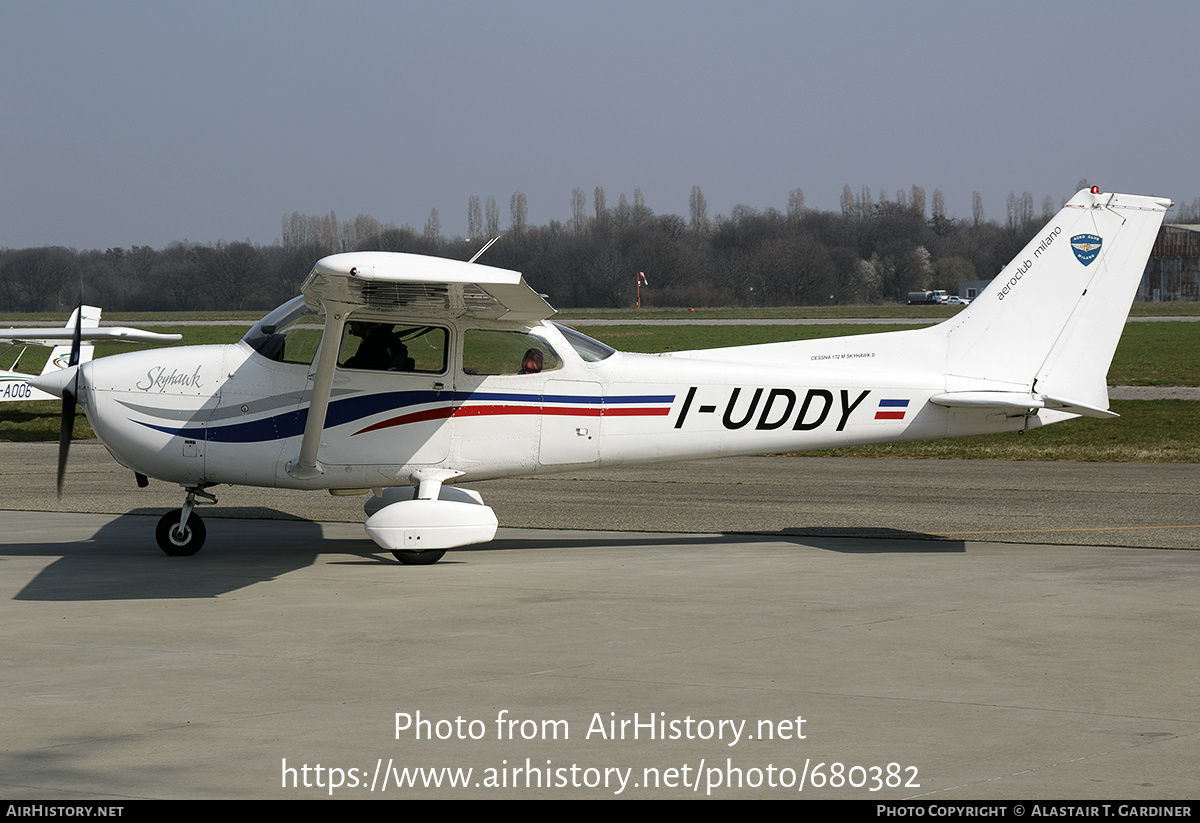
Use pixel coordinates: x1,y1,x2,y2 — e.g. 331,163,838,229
0,306,182,402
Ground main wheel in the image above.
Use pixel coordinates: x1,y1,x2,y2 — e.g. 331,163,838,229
156,509,207,556
391,549,446,565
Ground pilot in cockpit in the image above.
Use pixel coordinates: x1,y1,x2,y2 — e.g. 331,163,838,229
344,323,409,371
519,347,544,374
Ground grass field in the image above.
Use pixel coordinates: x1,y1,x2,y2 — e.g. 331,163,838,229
3,315,1196,460
572,322,1200,388
3,300,1198,324
8,320,1198,385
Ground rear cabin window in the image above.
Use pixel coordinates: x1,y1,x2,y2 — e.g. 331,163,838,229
462,330,561,376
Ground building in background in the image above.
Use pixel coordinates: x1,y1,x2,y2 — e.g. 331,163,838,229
1139,225,1200,302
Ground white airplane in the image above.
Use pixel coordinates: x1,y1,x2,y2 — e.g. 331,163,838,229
34,188,1170,563
1,306,181,402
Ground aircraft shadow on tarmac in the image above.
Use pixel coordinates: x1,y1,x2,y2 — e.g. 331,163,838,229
481,529,965,555
12,511,964,601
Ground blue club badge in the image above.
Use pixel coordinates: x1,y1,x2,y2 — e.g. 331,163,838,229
1071,234,1102,266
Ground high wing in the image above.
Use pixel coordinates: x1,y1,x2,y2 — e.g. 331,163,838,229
300,251,555,322
288,252,555,478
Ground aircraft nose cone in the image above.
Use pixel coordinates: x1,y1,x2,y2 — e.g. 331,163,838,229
30,365,79,399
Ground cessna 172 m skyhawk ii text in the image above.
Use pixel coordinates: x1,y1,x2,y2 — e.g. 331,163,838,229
34,188,1170,563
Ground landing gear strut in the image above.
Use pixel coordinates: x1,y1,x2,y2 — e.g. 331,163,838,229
156,487,216,556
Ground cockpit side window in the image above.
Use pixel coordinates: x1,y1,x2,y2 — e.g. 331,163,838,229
462,330,562,376
338,323,448,374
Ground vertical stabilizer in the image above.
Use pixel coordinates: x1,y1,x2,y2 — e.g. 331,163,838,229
940,190,1170,409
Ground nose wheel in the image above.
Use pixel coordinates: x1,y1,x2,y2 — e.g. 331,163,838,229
155,487,216,556
156,509,206,556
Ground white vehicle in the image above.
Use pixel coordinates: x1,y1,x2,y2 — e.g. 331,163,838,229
1,306,180,402
35,188,1170,563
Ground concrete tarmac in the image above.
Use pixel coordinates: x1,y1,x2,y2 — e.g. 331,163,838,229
1,443,1198,799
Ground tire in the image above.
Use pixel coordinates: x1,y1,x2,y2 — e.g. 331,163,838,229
155,509,206,556
391,549,446,565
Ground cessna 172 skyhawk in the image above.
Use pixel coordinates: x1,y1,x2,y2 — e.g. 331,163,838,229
33,188,1170,563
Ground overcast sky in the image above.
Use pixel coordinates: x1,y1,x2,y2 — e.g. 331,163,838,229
2,0,1196,250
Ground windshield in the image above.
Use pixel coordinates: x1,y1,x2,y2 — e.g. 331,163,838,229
242,296,324,364
553,323,616,362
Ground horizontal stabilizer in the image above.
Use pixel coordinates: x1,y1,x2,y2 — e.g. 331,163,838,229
1041,395,1119,419
930,391,1118,419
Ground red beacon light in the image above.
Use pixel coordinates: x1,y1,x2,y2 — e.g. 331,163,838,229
1090,186,1100,194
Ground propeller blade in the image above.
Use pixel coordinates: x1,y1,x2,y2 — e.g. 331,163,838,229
58,282,84,497
68,283,83,367
56,385,76,498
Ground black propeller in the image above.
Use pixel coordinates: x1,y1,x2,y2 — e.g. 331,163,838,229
56,284,84,497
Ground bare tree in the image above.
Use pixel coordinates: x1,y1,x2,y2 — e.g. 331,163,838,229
689,185,708,232
859,186,873,218
1021,192,1034,229
468,195,482,239
910,185,926,218
1041,195,1055,221
594,186,607,223
510,191,527,234
841,184,854,217
787,188,805,220
0,247,76,312
344,214,384,250
932,189,945,221
321,210,339,250
570,188,587,233
201,241,262,310
424,208,441,245
632,188,650,223
615,193,631,224
485,196,500,236
972,191,984,226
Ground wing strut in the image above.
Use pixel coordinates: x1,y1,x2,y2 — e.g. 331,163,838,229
286,302,350,479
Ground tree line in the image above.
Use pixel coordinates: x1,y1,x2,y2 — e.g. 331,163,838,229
3,183,1188,314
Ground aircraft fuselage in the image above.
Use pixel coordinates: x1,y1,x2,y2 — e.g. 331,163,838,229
77,315,1029,492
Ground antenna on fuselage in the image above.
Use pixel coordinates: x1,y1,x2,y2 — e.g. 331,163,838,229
467,236,500,264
